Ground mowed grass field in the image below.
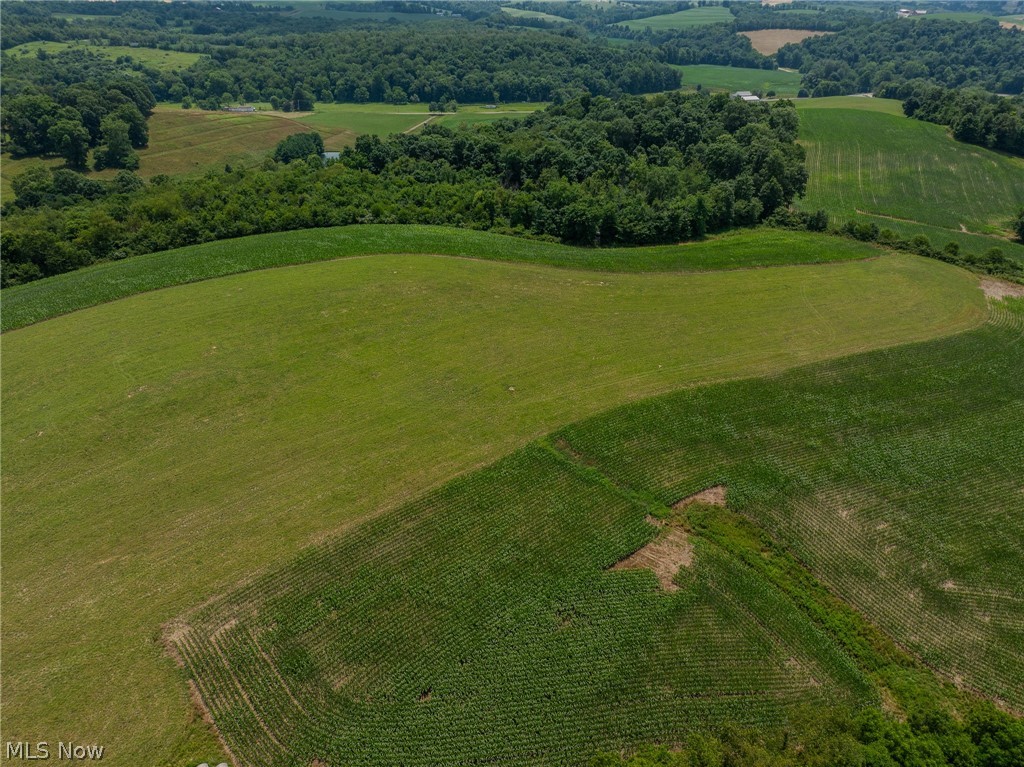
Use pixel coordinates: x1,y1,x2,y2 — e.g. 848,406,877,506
0,226,894,331
500,6,570,22
674,64,803,96
1,231,987,766
796,97,1024,261
614,6,734,31
6,40,204,70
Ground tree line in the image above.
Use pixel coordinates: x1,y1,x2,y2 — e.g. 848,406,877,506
889,82,1024,158
777,18,1024,97
1,92,809,286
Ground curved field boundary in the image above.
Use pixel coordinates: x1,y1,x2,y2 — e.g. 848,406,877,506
0,225,880,332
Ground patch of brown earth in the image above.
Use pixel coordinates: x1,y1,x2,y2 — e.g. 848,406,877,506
740,29,832,55
611,525,693,592
979,277,1024,300
673,485,726,509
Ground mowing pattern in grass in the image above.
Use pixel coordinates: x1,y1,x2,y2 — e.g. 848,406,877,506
796,103,1024,257
1,251,984,767
136,109,310,176
0,226,883,332
674,64,802,97
557,301,1024,711
171,444,872,766
614,6,734,31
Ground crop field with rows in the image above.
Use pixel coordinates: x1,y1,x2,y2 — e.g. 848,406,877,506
171,444,872,766
614,6,734,31
557,299,1024,711
795,99,1024,261
0,234,985,765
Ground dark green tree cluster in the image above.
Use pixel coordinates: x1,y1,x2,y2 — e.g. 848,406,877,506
273,132,325,164
175,26,680,108
591,701,1024,767
893,84,1024,157
1,92,808,286
1,52,154,169
778,19,1024,96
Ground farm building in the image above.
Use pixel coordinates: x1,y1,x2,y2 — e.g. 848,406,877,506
732,91,761,102
223,105,256,113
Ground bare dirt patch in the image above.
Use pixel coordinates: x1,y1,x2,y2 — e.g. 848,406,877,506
673,484,726,509
611,520,694,592
979,277,1024,300
740,29,832,55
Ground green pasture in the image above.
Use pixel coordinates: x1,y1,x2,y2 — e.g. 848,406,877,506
674,64,803,97
1,232,986,765
795,100,1024,257
500,6,571,22
614,6,734,31
2,226,885,331
5,40,203,70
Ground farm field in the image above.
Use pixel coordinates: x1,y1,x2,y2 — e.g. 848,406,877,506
168,284,1022,766
614,6,733,31
795,98,1024,260
674,64,802,96
5,40,204,70
1,226,892,331
500,6,570,22
0,236,987,766
0,102,488,203
740,28,831,55
558,299,1024,711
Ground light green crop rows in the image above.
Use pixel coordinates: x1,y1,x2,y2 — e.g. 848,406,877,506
795,102,1024,260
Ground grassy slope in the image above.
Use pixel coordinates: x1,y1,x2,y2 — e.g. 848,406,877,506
1,250,985,766
674,64,802,96
500,6,570,22
559,300,1024,711
0,226,882,332
795,98,1024,261
5,40,203,70
615,6,734,31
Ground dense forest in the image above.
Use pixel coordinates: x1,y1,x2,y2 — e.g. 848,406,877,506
174,26,680,108
0,92,810,285
778,18,1024,96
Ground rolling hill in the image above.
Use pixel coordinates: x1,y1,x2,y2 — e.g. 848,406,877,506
0,229,987,766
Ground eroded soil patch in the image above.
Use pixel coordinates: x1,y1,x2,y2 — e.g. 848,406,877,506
611,518,693,592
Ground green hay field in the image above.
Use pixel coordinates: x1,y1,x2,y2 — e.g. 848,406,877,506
614,6,734,31
0,226,890,331
6,40,204,70
795,97,1024,261
1,231,986,766
500,6,570,22
674,64,803,96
